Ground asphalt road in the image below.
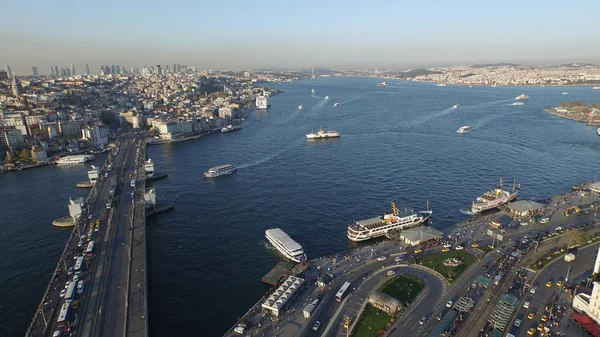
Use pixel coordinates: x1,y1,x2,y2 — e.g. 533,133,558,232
508,242,600,337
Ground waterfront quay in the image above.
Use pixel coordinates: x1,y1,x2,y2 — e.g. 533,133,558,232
224,182,600,337
25,136,149,337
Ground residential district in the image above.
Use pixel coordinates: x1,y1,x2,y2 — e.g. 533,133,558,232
0,64,287,172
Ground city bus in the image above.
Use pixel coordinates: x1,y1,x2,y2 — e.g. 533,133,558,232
65,282,77,300
335,281,351,302
85,241,94,256
73,256,84,272
56,301,71,328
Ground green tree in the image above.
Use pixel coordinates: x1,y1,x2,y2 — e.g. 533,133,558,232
18,149,30,161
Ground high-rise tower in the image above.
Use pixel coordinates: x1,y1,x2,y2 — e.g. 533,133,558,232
85,64,90,75
12,76,22,97
70,64,76,75
32,67,39,76
6,65,12,78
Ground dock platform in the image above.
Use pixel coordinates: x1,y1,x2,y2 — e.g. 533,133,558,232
261,261,295,285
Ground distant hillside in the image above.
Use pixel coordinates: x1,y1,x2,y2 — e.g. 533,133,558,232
470,63,521,69
399,68,442,78
552,63,599,68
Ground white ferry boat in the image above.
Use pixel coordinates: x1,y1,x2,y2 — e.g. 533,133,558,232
298,105,303,110
513,102,524,106
306,126,340,139
471,178,519,213
593,87,600,90
324,96,329,100
347,202,431,242
311,88,315,93
453,104,460,109
562,92,569,95
515,94,530,100
333,102,340,107
256,95,268,110
56,155,95,165
221,124,241,133
265,228,306,263
457,126,470,134
203,164,237,178
436,83,447,87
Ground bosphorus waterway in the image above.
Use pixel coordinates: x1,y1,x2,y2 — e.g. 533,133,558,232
1,77,599,336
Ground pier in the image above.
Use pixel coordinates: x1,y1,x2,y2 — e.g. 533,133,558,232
25,136,164,337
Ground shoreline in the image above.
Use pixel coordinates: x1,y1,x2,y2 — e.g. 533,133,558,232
544,107,600,126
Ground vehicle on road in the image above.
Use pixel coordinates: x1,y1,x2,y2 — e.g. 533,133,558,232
106,202,111,209
59,288,66,298
377,256,387,261
436,313,443,321
446,300,453,308
442,248,450,253
555,226,563,231
530,286,537,294
540,218,549,223
387,270,396,276
419,316,427,325
528,313,535,320
471,243,479,248
233,323,247,334
523,301,530,308
443,243,452,248
556,280,563,287
541,315,547,322
514,319,522,327
527,327,536,335
394,256,404,262
130,179,135,187
546,281,552,288
312,321,321,331
88,214,92,220
414,248,423,254
336,282,351,302
455,245,464,250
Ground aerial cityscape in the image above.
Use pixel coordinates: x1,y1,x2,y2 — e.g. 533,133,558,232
2,2,600,337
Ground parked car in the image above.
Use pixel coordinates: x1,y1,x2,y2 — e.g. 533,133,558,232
446,300,453,308
455,245,464,251
540,218,549,223
233,323,247,334
59,289,66,298
523,301,530,308
419,317,427,325
394,256,404,262
312,321,321,331
436,313,443,321
377,256,387,261
514,319,522,327
387,270,396,276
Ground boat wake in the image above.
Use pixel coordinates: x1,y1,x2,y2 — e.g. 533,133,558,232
469,111,519,132
410,107,455,126
460,209,475,215
237,146,291,169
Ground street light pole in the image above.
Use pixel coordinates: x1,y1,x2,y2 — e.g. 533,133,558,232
122,242,131,262
117,286,128,337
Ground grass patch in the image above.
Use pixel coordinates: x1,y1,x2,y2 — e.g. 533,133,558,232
352,304,393,337
380,275,424,303
419,250,476,282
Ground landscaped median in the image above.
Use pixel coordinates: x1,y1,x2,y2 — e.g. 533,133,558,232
417,250,476,282
529,231,600,271
351,275,424,337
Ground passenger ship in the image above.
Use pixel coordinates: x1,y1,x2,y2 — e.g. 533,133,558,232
203,164,237,178
56,155,95,165
471,178,519,213
306,126,340,139
515,93,530,100
265,228,307,263
347,202,432,242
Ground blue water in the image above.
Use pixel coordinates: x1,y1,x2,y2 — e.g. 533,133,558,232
146,78,599,336
1,78,599,337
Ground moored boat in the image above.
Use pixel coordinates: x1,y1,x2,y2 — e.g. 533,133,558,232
471,178,519,213
265,228,306,263
347,202,431,242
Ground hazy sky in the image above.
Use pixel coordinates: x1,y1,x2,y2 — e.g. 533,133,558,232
2,0,599,75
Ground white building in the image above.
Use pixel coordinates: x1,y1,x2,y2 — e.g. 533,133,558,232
261,276,305,317
154,119,193,140
218,107,233,119
0,127,24,148
573,246,600,324
81,124,108,146
1,112,28,136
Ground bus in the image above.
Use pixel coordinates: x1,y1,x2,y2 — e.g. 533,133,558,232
335,281,351,302
85,241,94,256
57,302,70,324
65,282,77,300
74,256,84,272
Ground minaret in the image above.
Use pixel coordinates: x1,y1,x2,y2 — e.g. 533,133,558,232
594,246,600,275
12,76,22,97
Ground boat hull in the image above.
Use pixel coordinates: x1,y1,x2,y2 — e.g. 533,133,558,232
265,234,306,263
471,191,518,213
347,213,430,242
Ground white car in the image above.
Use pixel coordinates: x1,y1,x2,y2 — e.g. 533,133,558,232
312,321,321,331
443,243,452,248
556,226,563,231
377,256,387,261
446,300,453,308
455,245,464,251
59,289,67,298
419,317,427,325
530,286,537,294
387,270,396,276
540,218,549,223
514,319,522,327
73,275,79,283
523,301,530,309
233,323,247,334
64,281,71,288
394,256,404,262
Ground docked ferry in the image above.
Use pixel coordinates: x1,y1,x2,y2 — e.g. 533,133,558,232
221,124,241,133
306,126,340,139
56,155,95,165
203,164,237,178
471,178,519,213
347,202,432,242
265,228,307,263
